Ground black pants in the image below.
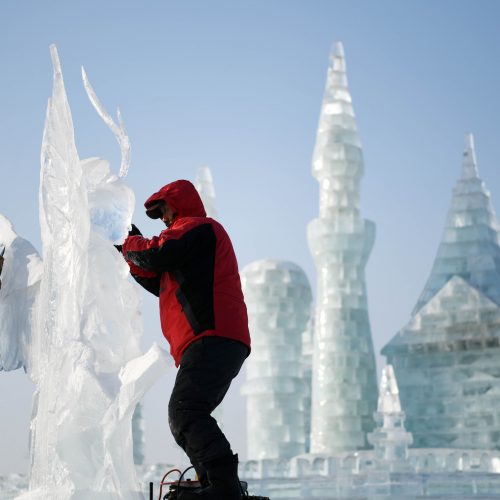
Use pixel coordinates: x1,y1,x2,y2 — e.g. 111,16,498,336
168,336,248,467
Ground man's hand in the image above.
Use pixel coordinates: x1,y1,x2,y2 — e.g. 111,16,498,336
114,225,141,254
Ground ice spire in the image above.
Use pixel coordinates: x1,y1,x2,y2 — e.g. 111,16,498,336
307,42,378,453
367,365,413,468
195,166,218,219
462,133,479,179
413,134,500,313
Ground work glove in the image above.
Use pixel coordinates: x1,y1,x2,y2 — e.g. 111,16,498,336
114,224,142,253
129,224,142,236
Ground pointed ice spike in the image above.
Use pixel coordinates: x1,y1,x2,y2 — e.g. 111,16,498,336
462,133,479,179
330,41,346,73
367,365,413,468
377,365,402,414
81,66,131,177
195,166,218,219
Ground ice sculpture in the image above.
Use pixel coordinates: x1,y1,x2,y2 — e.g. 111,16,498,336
383,134,500,449
307,42,378,453
0,215,43,371
195,166,218,219
367,365,413,469
241,260,312,459
10,46,170,500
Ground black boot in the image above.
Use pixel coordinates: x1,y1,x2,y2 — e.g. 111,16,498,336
177,454,242,500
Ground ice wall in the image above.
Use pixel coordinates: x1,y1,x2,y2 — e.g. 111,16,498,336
383,135,500,449
0,215,43,371
241,260,312,459
307,42,378,453
17,46,169,500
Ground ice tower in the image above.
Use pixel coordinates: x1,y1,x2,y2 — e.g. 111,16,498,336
241,260,312,459
307,42,378,453
383,134,500,449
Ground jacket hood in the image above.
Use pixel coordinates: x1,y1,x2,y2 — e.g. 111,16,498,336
144,180,207,218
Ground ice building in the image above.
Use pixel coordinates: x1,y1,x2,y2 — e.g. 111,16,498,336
241,259,312,459
301,313,315,453
383,134,500,449
306,41,378,453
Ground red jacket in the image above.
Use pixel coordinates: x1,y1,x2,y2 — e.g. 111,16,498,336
122,180,250,366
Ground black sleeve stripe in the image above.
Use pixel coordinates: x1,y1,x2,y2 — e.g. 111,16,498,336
131,274,161,297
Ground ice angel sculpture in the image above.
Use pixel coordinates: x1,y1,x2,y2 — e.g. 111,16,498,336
0,45,170,500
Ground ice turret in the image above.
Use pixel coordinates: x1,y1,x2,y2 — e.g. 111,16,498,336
368,365,413,469
383,136,500,449
413,134,500,313
307,42,378,453
241,260,312,459
195,166,218,219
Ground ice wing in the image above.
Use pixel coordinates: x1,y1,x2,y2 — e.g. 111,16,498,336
0,214,43,371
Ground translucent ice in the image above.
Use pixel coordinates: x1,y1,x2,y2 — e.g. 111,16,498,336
241,259,312,459
195,166,218,219
0,215,43,371
307,42,378,453
413,134,500,313
367,365,413,468
14,46,170,500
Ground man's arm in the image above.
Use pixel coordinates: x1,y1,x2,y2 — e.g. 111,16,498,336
116,226,161,297
122,226,198,274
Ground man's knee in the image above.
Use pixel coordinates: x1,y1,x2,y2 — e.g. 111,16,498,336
168,398,207,441
168,398,185,445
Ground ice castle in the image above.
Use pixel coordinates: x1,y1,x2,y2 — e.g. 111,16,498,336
237,43,500,499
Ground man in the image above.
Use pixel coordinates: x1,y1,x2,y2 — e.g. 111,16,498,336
121,179,251,500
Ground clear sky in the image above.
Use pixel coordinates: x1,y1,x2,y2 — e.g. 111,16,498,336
1,0,500,474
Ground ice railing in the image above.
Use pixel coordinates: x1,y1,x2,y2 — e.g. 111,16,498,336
239,449,500,479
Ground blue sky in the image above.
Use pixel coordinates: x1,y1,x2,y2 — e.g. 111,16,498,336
1,0,500,474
